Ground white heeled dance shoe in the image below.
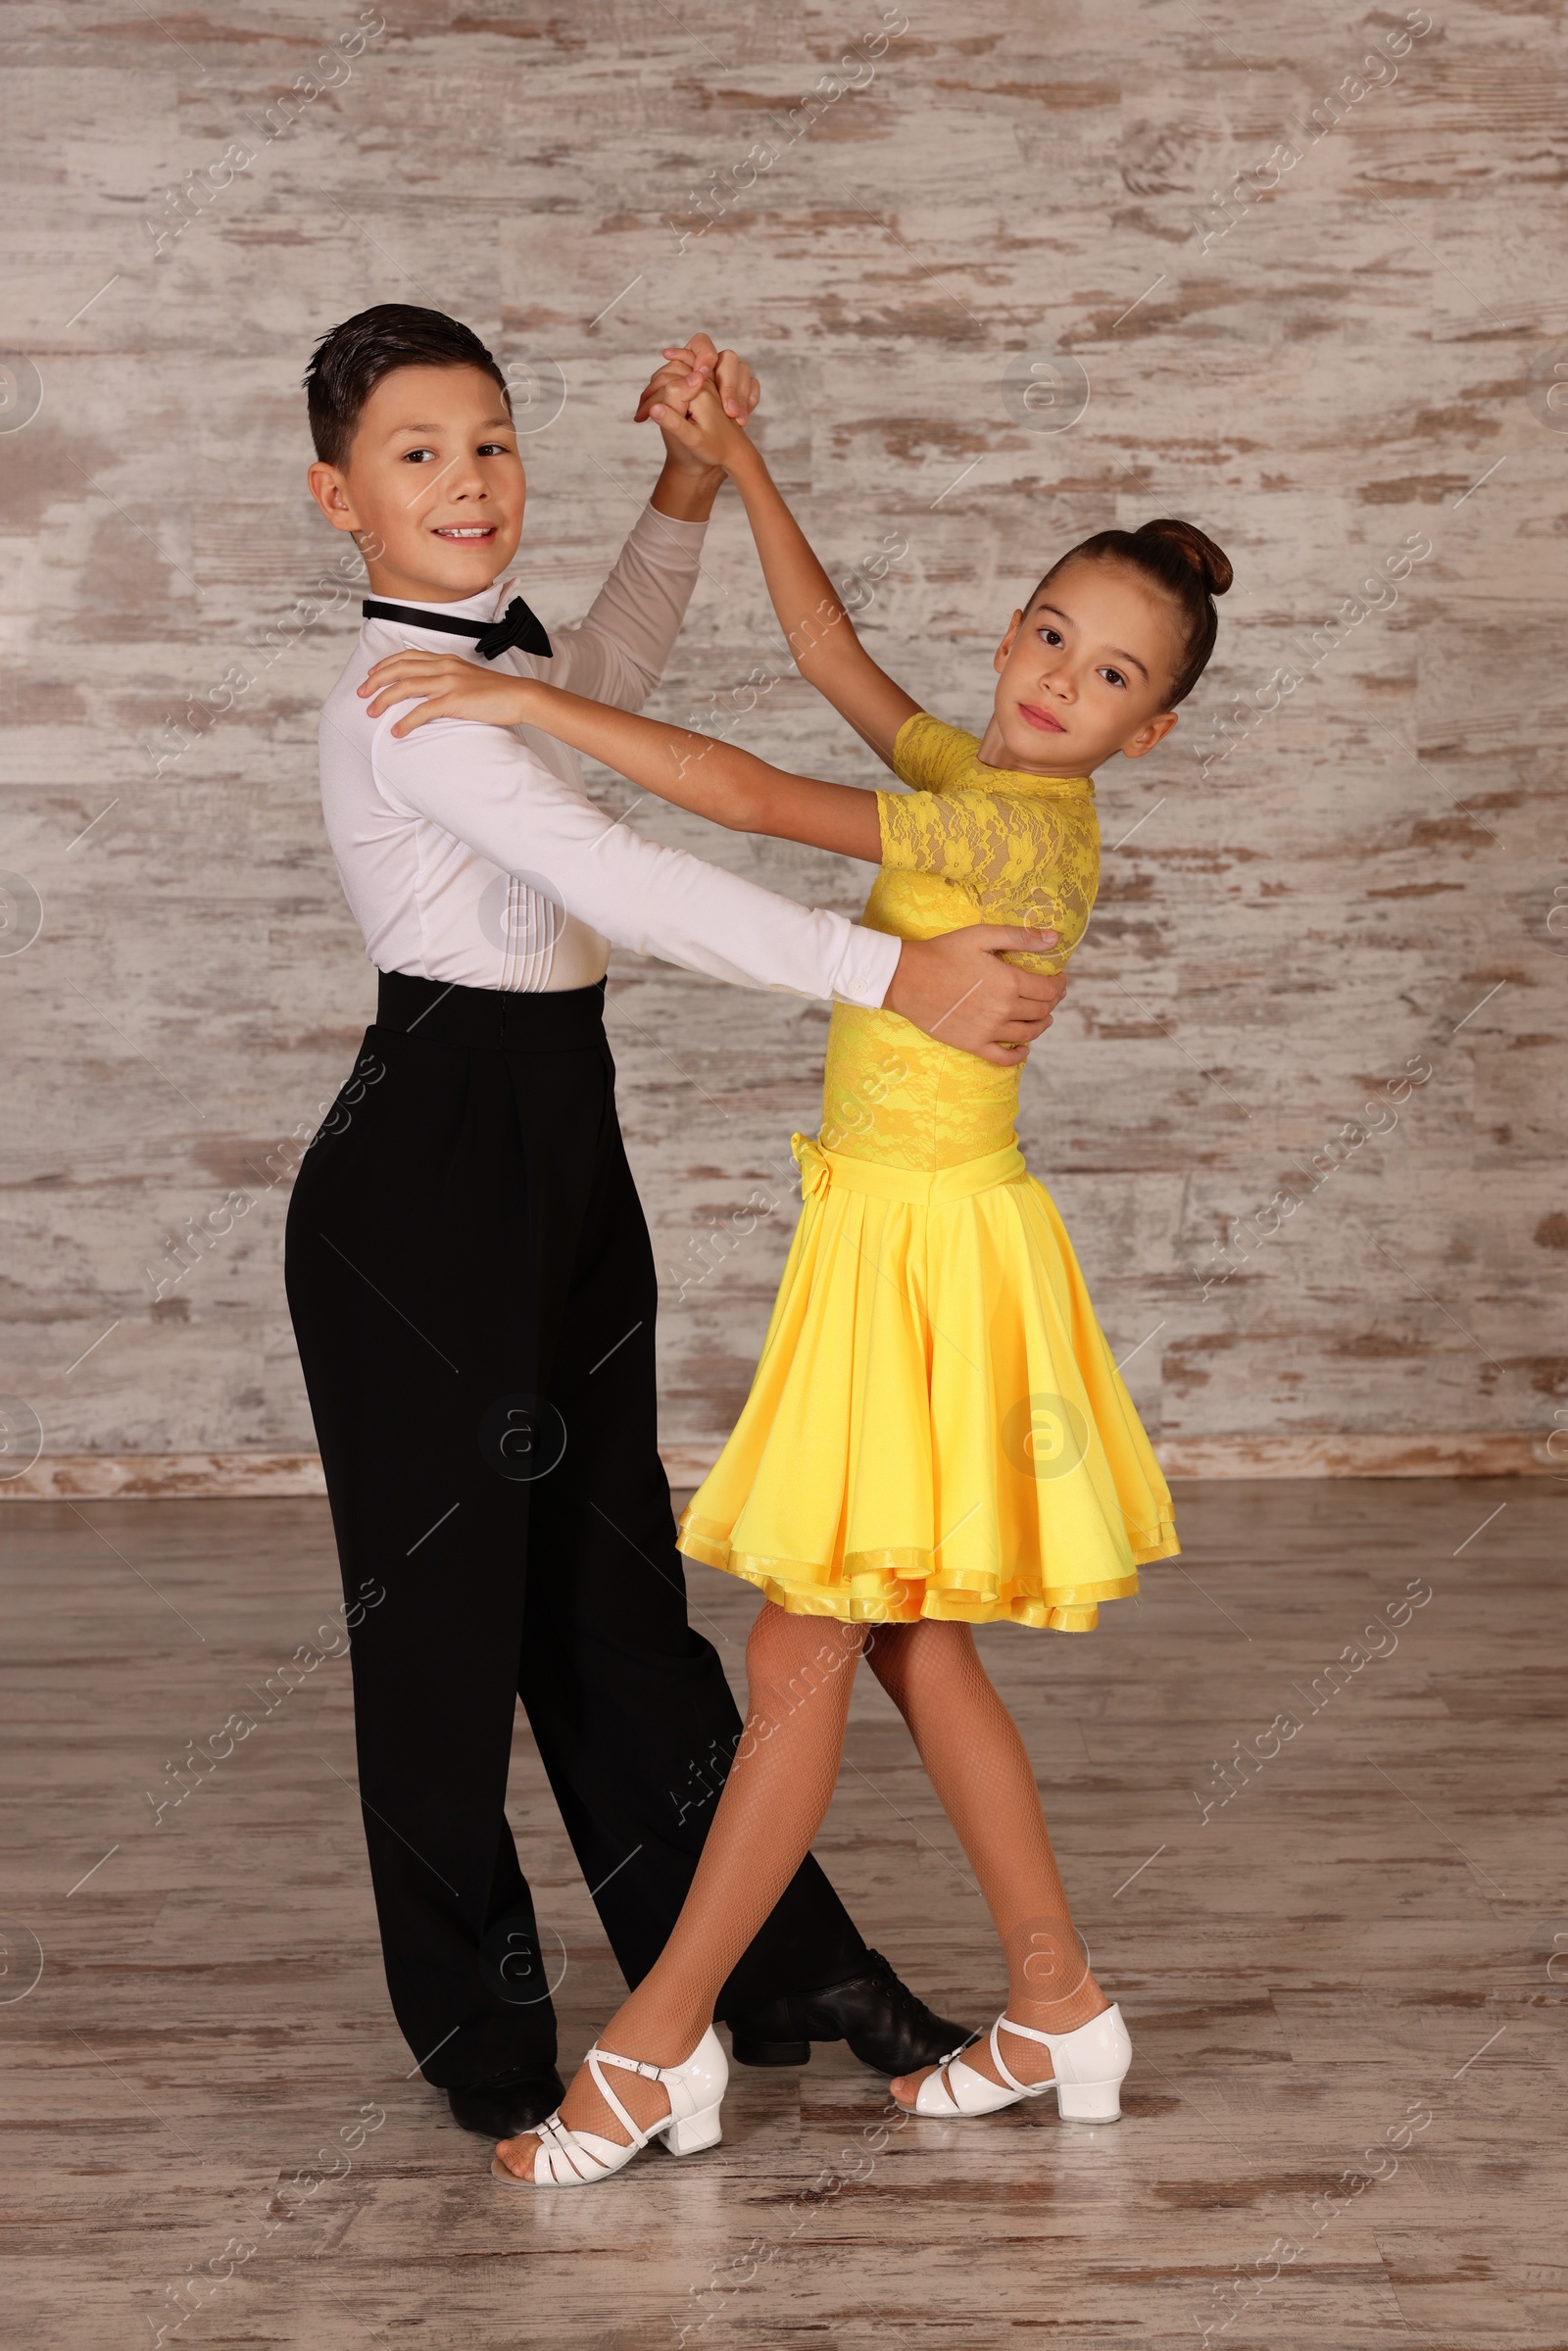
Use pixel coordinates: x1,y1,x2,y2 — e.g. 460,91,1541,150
490,2025,727,2187
911,2003,1131,2124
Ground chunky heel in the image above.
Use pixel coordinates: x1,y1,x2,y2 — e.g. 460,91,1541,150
664,2103,723,2155
1054,2078,1123,2124
1048,2004,1131,2123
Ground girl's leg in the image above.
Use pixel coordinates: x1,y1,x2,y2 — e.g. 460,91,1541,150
861,1619,1107,2106
497,1601,866,2170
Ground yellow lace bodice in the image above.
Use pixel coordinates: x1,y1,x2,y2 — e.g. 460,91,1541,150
821,712,1100,1172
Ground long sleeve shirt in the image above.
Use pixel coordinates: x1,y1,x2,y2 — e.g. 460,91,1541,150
316,502,902,1004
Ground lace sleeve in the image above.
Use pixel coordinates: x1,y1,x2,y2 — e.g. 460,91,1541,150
891,711,981,794
875,786,1100,973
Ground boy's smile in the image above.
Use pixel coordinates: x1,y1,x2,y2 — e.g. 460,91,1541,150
980,556,1185,778
307,363,525,603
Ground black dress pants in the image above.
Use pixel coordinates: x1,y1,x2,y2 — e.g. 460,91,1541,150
284,970,865,2087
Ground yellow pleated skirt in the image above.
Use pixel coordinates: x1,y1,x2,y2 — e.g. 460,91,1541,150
677,1135,1179,1631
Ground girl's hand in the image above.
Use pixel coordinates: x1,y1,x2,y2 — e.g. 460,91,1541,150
358,651,542,737
633,334,759,428
648,379,749,475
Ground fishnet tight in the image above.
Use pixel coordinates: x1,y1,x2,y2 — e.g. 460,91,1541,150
500,1603,1105,2161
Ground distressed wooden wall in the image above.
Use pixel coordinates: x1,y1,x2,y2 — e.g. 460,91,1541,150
1,0,1564,1488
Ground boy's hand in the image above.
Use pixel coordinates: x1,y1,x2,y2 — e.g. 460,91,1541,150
634,331,759,473
648,379,749,477
886,926,1067,1066
359,650,542,738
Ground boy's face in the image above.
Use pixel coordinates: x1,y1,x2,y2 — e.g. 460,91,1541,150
307,363,524,602
986,557,1186,774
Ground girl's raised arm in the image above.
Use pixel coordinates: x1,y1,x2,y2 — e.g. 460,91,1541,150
359,655,884,862
648,378,919,770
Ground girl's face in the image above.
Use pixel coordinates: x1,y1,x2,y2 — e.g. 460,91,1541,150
982,557,1186,775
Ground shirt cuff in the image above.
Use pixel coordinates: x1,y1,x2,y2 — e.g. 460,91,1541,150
828,922,902,1009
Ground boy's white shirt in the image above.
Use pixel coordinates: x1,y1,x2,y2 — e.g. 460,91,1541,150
317,502,901,1004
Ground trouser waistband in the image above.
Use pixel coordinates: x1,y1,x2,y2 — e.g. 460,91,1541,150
375,968,607,1051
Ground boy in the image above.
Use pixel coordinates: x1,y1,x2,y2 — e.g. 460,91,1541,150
286,304,1064,2138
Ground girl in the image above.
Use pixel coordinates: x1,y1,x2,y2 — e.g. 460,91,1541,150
362,382,1230,2187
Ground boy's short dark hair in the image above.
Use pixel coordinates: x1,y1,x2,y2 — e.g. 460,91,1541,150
304,304,511,468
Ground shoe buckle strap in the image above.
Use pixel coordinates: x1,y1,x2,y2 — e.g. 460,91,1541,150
595,2046,664,2082
586,2048,654,2149
996,2013,1055,2046
990,2018,1053,2098
537,2112,611,2182
987,2023,1034,2097
932,2055,968,2112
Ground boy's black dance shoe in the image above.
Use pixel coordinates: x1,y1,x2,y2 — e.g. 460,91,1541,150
725,1949,971,2073
448,2067,565,2137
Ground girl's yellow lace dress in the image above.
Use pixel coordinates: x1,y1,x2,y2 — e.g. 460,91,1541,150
677,712,1179,1631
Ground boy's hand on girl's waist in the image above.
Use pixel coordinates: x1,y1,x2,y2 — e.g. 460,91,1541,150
360,650,542,737
884,925,1065,1066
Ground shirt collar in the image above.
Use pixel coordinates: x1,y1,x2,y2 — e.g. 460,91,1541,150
364,579,507,623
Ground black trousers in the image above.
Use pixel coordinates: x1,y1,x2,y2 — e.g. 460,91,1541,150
284,970,865,2087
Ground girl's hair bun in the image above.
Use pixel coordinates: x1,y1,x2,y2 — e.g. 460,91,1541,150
1133,517,1233,598
1031,512,1234,704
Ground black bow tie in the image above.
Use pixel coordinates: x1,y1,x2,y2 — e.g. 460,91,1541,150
362,593,553,661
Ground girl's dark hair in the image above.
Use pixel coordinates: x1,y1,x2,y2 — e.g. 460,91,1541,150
1034,518,1233,705
304,304,511,467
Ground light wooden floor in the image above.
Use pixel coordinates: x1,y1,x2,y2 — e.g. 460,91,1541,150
2,1481,1563,2350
